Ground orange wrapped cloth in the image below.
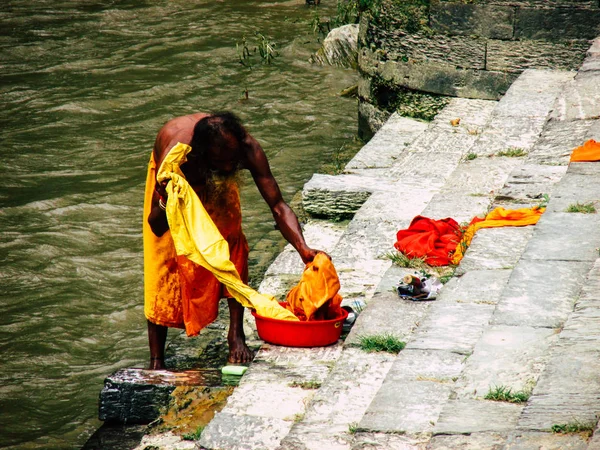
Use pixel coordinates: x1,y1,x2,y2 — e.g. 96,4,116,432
570,139,600,162
285,253,344,321
143,152,250,336
394,216,462,266
451,206,545,265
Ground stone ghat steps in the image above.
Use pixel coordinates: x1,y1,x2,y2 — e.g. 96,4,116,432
198,40,600,450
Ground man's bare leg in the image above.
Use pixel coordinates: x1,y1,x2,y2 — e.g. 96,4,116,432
147,320,168,370
227,298,254,363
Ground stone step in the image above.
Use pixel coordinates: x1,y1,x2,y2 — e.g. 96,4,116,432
98,368,228,425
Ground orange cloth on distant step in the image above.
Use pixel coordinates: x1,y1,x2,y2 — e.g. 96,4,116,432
285,253,344,321
570,139,600,162
394,216,462,267
451,206,545,265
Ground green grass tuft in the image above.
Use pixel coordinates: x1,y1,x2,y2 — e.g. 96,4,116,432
358,333,406,354
496,148,528,157
383,250,427,269
551,421,595,438
566,202,597,214
182,426,204,441
465,152,478,161
348,421,359,434
484,385,530,403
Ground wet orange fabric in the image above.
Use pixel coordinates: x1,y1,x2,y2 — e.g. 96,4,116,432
394,216,462,266
285,253,344,321
143,152,250,336
570,139,600,162
450,206,545,265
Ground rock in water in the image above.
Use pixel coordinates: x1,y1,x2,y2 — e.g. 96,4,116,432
312,24,359,69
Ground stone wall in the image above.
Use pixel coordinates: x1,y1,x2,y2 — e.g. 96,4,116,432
358,0,600,139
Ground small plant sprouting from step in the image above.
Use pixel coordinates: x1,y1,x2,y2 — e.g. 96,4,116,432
551,420,596,438
465,152,478,161
348,421,359,434
182,425,204,441
566,202,597,214
383,250,427,269
484,385,530,404
537,193,550,209
288,380,322,390
358,333,406,354
495,147,528,158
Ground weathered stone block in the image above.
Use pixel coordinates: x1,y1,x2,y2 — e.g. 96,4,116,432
544,162,600,212
302,173,374,218
549,72,600,121
434,399,523,434
515,7,600,41
431,3,515,39
358,100,390,141
347,113,427,169
98,369,223,424
487,39,589,73
382,32,488,70
492,260,591,328
312,24,359,69
359,48,515,99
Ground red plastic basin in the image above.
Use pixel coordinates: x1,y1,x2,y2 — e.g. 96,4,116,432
252,302,348,347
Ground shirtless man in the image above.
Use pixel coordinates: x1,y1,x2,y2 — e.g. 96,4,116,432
144,112,319,369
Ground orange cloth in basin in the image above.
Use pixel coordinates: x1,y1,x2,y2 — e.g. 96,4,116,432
286,253,344,321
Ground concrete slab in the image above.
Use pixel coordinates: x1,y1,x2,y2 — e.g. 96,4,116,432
521,213,600,262
344,291,431,347
438,156,522,195
199,412,291,450
550,72,600,122
408,130,478,155
492,260,590,328
470,116,548,156
544,163,600,213
360,349,465,433
427,432,507,449
406,303,495,355
452,325,558,400
427,97,497,135
386,151,464,188
437,269,511,304
494,164,568,206
492,69,575,119
280,348,395,450
434,398,523,434
351,432,429,450
518,393,600,432
346,113,428,170
420,190,491,223
504,431,589,449
456,227,534,275
526,119,599,165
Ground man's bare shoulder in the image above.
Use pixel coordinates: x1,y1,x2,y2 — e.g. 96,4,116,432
154,113,209,162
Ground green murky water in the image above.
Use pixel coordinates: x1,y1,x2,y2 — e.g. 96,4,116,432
0,1,358,448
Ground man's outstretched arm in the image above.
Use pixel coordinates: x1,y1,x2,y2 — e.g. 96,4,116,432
246,137,319,264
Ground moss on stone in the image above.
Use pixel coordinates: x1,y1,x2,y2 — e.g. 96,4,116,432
370,75,450,121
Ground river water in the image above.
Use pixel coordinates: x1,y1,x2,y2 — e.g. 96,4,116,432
0,1,358,448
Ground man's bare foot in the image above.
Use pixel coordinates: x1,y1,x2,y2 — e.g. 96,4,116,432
149,357,166,370
227,334,254,363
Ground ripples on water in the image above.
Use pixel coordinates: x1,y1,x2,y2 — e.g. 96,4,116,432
0,1,357,448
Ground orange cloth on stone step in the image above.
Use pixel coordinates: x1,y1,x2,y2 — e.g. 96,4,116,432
570,139,600,162
394,216,462,267
285,253,344,321
451,206,545,265
143,152,250,336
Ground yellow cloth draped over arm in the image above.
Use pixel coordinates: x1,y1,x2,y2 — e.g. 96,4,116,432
451,206,545,265
157,142,299,322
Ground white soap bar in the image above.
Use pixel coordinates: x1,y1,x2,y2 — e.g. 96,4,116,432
221,365,248,376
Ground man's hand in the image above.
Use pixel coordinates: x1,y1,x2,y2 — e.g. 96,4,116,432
155,180,169,202
299,248,329,265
